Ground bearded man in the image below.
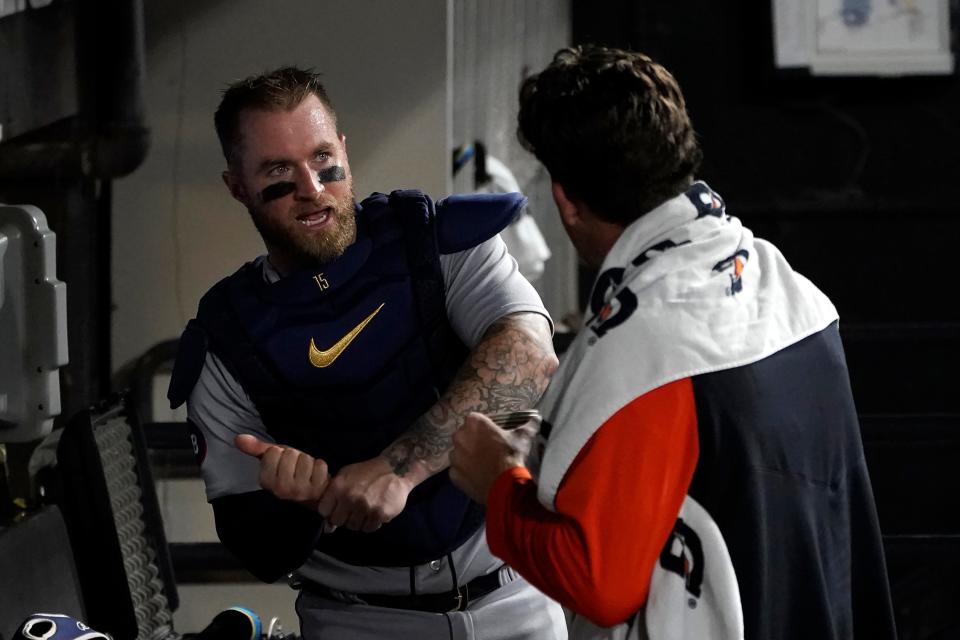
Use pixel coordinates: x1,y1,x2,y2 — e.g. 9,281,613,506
168,67,566,640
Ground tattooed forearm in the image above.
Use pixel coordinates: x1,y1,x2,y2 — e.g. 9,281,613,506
381,312,558,480
383,399,457,476
447,313,558,414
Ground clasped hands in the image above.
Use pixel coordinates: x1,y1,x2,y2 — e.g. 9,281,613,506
235,411,535,532
235,434,414,533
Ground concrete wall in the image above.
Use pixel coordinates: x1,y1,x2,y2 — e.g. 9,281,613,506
452,0,575,324
112,0,452,371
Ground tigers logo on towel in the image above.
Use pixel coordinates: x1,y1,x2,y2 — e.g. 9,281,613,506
712,250,750,296
642,497,744,639
659,518,705,601
589,268,638,338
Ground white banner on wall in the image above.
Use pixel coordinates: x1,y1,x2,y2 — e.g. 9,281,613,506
772,0,954,75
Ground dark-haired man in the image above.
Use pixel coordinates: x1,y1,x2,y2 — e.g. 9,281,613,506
168,67,566,639
450,46,897,640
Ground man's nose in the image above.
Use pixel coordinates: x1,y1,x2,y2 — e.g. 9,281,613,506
294,165,325,199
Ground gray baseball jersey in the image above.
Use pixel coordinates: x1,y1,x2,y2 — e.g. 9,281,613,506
186,235,564,613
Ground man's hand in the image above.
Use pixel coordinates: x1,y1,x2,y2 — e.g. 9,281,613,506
317,457,414,532
450,412,535,504
235,434,330,510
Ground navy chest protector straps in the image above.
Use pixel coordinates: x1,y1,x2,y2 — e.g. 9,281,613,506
168,189,525,566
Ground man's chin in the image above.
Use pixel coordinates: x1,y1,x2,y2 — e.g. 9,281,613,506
291,221,356,265
285,241,344,268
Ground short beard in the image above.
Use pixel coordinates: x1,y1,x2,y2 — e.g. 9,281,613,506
249,198,358,270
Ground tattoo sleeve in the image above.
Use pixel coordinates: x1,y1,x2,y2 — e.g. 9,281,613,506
382,312,558,480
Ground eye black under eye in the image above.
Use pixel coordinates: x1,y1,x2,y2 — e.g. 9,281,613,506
261,181,296,202
317,166,346,183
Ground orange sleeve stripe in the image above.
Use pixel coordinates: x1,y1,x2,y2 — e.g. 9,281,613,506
491,465,534,487
486,377,699,627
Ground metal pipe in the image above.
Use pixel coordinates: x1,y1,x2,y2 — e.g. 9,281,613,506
78,0,150,178
0,0,150,180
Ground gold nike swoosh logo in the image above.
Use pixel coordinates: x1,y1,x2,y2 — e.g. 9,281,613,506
308,303,385,368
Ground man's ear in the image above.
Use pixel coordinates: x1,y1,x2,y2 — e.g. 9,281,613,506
222,170,250,206
551,181,582,229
